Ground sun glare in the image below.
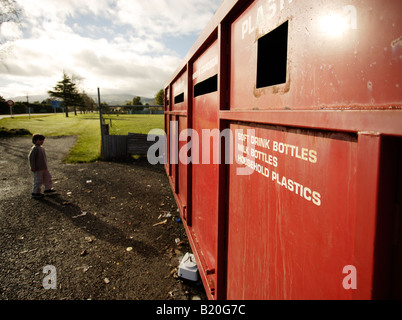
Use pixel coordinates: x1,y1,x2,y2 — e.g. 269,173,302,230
319,13,349,38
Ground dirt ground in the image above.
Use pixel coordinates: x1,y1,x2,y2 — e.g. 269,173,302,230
0,136,206,300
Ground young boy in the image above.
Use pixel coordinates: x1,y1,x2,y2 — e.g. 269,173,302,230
28,134,55,199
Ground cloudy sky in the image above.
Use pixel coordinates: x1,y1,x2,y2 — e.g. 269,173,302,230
0,0,223,100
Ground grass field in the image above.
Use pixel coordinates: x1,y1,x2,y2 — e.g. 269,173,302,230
0,113,164,163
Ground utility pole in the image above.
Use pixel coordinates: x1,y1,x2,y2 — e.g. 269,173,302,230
26,94,30,119
98,88,104,158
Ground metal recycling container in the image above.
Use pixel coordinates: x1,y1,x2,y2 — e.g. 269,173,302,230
164,0,402,300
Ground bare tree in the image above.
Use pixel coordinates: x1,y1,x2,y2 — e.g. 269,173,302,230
0,0,22,61
0,0,21,26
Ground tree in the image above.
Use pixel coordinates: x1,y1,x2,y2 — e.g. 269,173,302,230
48,72,83,117
41,98,52,105
0,95,8,114
0,0,22,60
132,96,142,106
0,0,21,27
80,91,96,113
155,89,164,106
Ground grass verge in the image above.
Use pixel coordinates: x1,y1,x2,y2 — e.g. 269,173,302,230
0,113,164,163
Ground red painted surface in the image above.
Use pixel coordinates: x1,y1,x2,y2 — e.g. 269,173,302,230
164,0,402,300
230,0,402,110
172,70,187,112
191,39,220,296
227,124,358,299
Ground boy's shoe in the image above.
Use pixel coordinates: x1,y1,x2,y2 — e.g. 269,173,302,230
32,193,44,199
44,189,56,195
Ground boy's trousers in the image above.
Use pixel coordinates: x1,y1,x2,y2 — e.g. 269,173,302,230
33,169,52,194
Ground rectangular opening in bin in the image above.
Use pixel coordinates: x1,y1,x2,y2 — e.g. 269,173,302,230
174,92,184,104
256,21,288,89
194,74,218,97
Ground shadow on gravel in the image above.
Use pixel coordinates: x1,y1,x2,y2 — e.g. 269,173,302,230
0,140,30,159
38,194,158,257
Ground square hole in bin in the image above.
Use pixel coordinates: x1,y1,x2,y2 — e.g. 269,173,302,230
174,92,184,104
194,74,218,97
256,21,288,88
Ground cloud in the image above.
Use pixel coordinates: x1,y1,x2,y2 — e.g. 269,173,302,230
17,0,112,22
115,0,222,37
1,0,222,99
0,21,23,40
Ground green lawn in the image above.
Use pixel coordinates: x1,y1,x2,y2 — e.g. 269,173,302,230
0,113,164,163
